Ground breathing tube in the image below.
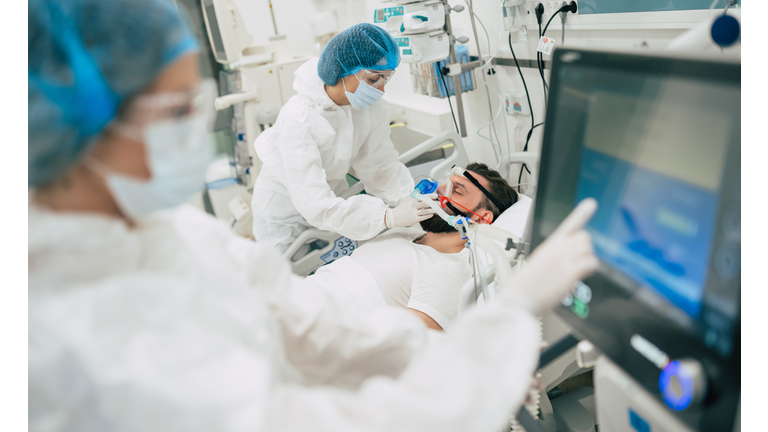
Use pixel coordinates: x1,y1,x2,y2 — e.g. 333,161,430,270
411,179,522,299
411,179,471,240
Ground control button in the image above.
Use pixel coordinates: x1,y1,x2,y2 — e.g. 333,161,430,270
715,244,740,280
659,359,708,411
721,207,740,236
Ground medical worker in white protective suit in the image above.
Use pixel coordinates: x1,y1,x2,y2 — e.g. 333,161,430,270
28,1,600,431
251,23,434,252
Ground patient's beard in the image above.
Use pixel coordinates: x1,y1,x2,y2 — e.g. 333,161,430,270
419,214,457,234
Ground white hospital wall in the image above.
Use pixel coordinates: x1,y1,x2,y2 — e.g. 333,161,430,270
232,0,739,182
231,0,371,57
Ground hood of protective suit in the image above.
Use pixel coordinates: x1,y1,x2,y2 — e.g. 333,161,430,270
292,57,336,110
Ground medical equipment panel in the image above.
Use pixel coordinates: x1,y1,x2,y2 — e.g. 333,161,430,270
373,1,446,35
394,30,449,63
530,48,740,431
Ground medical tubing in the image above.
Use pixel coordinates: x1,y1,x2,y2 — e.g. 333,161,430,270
475,223,521,245
466,226,491,301
467,0,509,162
466,0,503,159
412,191,457,226
466,4,512,154
473,226,515,296
475,232,490,301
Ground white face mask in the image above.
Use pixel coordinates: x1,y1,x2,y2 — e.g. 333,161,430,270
86,113,213,220
343,74,384,111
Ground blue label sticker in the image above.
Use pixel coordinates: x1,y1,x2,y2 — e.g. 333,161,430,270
394,37,410,47
402,48,413,55
629,409,651,432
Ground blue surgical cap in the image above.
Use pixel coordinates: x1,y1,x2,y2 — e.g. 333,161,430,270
317,23,400,86
28,0,199,187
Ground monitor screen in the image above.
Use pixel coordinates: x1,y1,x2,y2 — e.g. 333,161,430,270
574,76,734,319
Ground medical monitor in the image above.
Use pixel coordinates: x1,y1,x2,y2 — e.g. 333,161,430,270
201,0,253,64
531,49,740,431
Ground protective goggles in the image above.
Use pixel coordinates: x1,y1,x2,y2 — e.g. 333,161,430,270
354,69,395,89
117,79,217,129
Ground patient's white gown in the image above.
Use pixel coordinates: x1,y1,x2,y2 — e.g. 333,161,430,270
302,228,473,330
29,202,540,432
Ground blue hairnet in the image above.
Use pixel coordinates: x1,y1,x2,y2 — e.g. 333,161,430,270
28,0,199,187
317,23,400,86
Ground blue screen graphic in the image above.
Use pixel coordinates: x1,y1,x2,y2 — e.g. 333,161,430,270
575,148,720,318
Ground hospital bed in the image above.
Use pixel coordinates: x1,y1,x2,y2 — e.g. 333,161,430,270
282,130,469,277
282,129,543,276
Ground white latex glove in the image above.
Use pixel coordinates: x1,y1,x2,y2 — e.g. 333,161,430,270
385,194,437,228
500,198,600,314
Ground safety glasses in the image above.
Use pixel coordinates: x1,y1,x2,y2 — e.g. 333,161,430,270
355,69,395,89
117,79,217,128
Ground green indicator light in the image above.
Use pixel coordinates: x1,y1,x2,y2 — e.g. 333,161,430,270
572,298,590,319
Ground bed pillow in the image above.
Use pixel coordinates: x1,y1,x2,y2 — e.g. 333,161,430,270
491,194,532,239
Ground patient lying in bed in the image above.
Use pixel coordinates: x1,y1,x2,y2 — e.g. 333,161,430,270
299,163,527,331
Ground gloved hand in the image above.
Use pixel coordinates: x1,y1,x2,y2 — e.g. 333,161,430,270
385,194,437,228
500,198,600,314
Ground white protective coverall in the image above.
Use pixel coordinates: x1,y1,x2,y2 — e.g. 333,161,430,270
29,201,541,432
251,57,415,251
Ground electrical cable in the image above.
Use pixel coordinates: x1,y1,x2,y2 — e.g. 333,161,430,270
507,34,535,133
517,122,544,193
536,21,548,106
438,67,460,134
540,6,572,108
542,11,560,35
508,33,537,188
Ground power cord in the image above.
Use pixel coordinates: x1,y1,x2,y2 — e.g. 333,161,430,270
438,66,460,134
535,4,547,105
517,122,544,193
537,2,577,107
507,32,538,191
507,33,535,134
543,3,577,36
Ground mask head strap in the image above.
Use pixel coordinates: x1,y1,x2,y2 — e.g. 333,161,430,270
440,196,493,225
462,171,506,214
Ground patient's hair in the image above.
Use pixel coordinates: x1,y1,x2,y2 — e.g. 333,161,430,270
466,162,519,221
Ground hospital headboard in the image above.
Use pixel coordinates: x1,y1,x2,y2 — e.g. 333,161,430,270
397,130,469,179
340,130,468,199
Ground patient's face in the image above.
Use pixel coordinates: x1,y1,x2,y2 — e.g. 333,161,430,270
420,171,494,233
438,170,493,223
